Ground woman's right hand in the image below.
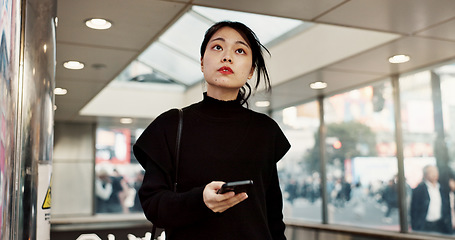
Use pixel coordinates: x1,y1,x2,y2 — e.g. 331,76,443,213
203,181,248,213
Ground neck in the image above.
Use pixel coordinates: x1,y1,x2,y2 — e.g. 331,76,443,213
206,87,239,101
426,179,438,186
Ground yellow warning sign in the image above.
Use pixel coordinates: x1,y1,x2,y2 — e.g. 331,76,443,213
38,164,52,240
42,183,51,209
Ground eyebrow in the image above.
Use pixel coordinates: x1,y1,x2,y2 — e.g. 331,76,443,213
210,37,250,49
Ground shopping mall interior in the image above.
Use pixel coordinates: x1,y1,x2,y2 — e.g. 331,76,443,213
1,0,455,239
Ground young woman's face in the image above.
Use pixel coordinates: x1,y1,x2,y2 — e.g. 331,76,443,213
201,27,254,95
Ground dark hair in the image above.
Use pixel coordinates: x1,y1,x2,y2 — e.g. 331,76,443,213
200,21,271,106
449,171,455,180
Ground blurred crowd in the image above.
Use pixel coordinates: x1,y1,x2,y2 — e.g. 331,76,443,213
95,168,145,214
282,165,455,235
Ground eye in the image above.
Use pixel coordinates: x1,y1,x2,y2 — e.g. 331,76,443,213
236,49,246,54
212,45,222,51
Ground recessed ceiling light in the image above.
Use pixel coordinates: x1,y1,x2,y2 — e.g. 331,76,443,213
92,63,107,70
54,87,68,95
63,61,84,70
120,118,133,124
85,18,112,30
310,81,327,90
255,101,270,108
388,54,410,64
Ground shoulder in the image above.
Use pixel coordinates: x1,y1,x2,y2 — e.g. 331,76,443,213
141,108,181,131
247,109,291,157
136,108,181,145
412,182,427,194
134,108,181,168
248,109,280,128
154,108,181,124
249,110,287,141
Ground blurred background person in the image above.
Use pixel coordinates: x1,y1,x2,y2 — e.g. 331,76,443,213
108,169,131,213
350,182,366,219
285,178,298,205
410,165,452,234
382,178,398,223
95,169,113,213
130,170,145,212
449,172,455,232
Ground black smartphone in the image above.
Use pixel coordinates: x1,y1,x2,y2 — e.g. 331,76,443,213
217,180,253,194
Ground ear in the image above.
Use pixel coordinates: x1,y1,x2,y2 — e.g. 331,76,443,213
248,66,255,79
200,57,204,72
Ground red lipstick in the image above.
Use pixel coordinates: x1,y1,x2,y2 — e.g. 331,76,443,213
218,66,233,74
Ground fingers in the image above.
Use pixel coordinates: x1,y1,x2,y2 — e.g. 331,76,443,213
203,181,249,213
219,192,248,213
210,192,248,213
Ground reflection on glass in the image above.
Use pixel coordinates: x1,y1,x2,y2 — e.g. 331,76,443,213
192,6,305,45
272,101,322,222
113,6,308,87
323,81,398,230
138,42,202,86
95,127,144,214
159,12,209,60
401,63,455,236
438,64,455,176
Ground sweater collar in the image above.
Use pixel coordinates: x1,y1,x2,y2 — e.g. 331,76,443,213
197,92,245,118
203,92,241,106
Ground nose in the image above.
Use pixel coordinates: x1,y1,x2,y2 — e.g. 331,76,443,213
222,57,232,63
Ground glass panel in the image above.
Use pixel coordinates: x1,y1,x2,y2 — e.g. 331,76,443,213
192,6,304,45
438,63,455,236
116,60,175,84
138,42,202,85
400,71,436,187
159,12,210,61
401,63,455,236
113,6,307,87
436,63,455,171
95,127,145,214
272,101,322,222
115,61,153,82
323,81,399,230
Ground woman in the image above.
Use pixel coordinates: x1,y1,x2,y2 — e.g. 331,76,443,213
134,21,290,240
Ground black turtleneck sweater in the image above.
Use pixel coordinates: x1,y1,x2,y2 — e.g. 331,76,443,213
134,93,290,240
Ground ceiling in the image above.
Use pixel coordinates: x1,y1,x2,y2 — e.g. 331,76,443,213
55,0,455,123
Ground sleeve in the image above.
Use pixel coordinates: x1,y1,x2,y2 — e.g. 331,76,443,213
267,122,290,239
273,121,291,163
266,165,287,240
410,184,424,230
133,109,213,228
139,157,213,228
133,109,177,174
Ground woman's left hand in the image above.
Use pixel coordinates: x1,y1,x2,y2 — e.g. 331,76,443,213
203,181,248,213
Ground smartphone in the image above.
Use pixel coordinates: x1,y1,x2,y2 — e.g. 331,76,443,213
217,180,253,194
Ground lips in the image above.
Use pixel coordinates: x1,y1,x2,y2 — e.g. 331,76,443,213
218,66,233,74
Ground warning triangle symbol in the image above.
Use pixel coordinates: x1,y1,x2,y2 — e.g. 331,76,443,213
42,184,51,209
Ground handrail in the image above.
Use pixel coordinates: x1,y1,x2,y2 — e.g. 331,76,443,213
51,213,151,231
285,218,454,240
51,214,454,240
